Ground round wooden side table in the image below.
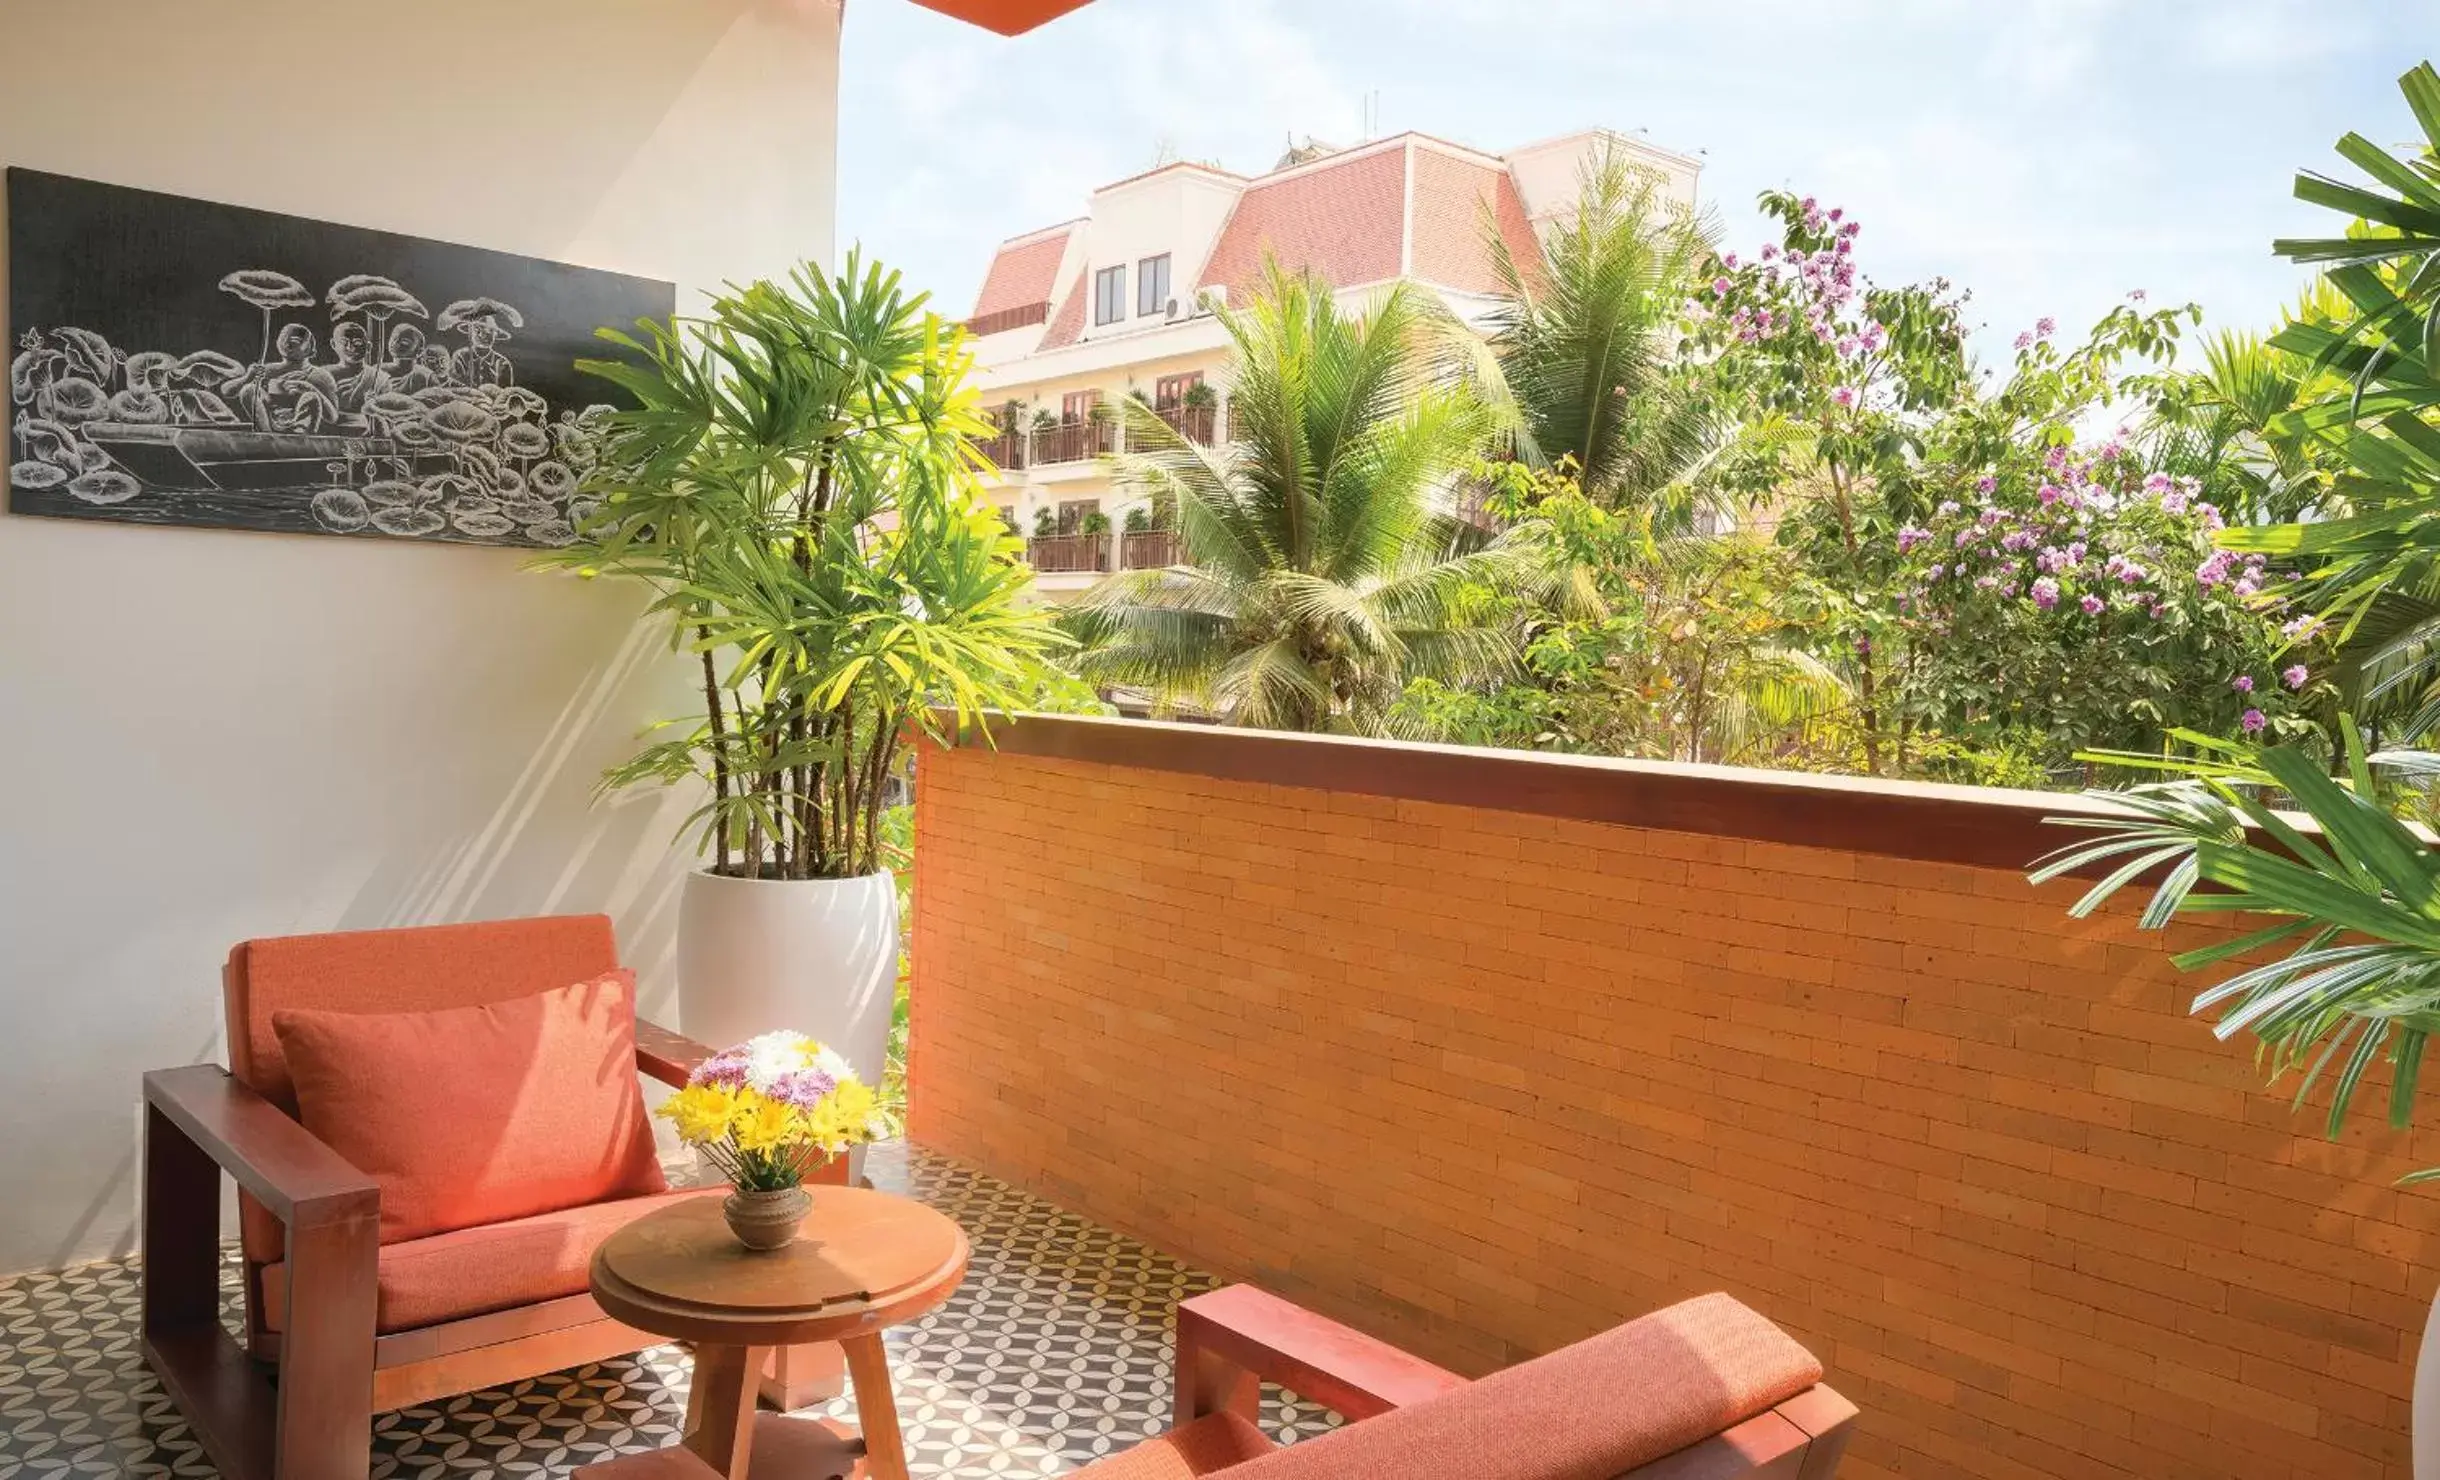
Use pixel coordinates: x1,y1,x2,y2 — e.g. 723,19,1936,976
584,1187,969,1480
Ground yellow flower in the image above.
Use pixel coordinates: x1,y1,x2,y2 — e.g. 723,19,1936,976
731,1090,805,1156
657,1084,738,1147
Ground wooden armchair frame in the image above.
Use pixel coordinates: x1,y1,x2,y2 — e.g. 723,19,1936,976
141,1018,841,1480
1173,1285,1858,1480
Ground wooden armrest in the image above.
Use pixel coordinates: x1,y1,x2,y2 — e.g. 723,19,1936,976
1175,1285,1469,1426
635,1017,715,1088
142,1065,377,1226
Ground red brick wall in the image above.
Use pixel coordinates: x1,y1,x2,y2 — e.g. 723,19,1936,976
910,724,2440,1480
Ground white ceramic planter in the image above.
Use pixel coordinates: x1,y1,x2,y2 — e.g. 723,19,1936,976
676,869,899,1094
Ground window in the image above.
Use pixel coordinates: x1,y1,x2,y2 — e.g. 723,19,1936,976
1061,390,1101,423
1154,372,1203,409
1093,265,1126,326
1137,253,1172,317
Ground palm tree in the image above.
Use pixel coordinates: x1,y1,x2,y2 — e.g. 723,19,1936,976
1481,143,1726,520
1072,263,1545,733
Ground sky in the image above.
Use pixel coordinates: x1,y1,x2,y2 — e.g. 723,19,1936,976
838,0,2424,365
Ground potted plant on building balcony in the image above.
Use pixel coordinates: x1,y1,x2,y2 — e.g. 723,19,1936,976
544,251,1063,1103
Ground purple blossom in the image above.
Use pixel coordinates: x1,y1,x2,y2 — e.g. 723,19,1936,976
2194,551,2236,588
2003,529,2037,552
2282,614,2322,639
693,1051,752,1090
1972,476,1996,496
767,1067,840,1111
2014,331,2034,352
1897,524,1932,554
2241,709,2267,734
2283,665,2309,689
1712,276,1732,297
2159,486,2190,515
2036,316,2057,336
2143,472,2172,496
2037,483,2062,506
2232,675,2254,694
1722,252,1739,269
2066,541,2087,562
2031,577,2060,611
2080,594,2105,615
1937,499,1962,515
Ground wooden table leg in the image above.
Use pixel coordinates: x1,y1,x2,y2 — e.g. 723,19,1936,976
684,1343,769,1477
842,1333,909,1480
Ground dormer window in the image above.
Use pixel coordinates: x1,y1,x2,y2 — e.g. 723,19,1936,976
1094,265,1127,326
1137,254,1171,317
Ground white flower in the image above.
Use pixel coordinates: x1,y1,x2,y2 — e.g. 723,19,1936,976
742,1030,819,1091
813,1045,853,1083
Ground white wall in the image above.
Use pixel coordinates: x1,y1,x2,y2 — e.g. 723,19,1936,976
0,0,840,1274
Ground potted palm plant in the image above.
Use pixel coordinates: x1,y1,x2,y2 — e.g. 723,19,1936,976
545,252,1063,1094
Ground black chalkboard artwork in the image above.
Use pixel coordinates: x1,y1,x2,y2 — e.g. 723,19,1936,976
6,169,675,547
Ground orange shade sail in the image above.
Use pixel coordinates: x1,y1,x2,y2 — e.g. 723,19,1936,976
908,0,1097,34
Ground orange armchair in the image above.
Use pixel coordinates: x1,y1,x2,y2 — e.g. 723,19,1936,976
1090,1284,1855,1480
139,915,843,1480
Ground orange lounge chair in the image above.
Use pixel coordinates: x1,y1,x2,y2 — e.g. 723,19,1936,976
1089,1283,1854,1479
139,914,843,1480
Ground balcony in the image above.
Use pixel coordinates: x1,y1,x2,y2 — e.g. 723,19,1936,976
1120,528,1183,569
1152,401,1219,445
1026,530,1110,573
1030,417,1119,466
978,427,1028,470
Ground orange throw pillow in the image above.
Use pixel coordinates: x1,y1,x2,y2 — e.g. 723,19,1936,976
273,971,667,1244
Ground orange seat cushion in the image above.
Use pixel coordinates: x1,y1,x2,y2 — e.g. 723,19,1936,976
262,1186,721,1334
1219,1293,1822,1480
1073,1413,1277,1479
273,971,667,1245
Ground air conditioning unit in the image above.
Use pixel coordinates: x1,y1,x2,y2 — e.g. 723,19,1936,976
1164,296,1184,323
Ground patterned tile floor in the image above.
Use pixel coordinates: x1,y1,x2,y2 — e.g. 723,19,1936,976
0,1143,1337,1477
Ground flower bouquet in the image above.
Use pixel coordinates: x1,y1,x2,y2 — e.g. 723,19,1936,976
657,1031,890,1251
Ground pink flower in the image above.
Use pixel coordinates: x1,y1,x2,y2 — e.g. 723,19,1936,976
2129,289,2148,303
1722,252,1739,269
2283,665,2309,689
2014,331,2034,351
2241,709,2267,733
2036,316,2057,336
2232,675,2254,694
2037,483,2062,506
1831,385,1858,408
1712,277,1732,297
2031,577,2061,610
1897,524,1931,554
2080,594,2104,615
1972,476,1996,495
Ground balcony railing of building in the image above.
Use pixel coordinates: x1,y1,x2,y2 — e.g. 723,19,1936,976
1031,418,1120,467
1025,531,1109,573
978,428,1028,471
1151,402,1218,445
1119,529,1182,569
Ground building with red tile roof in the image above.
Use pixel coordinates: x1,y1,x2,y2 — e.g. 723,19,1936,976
962,127,1699,598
